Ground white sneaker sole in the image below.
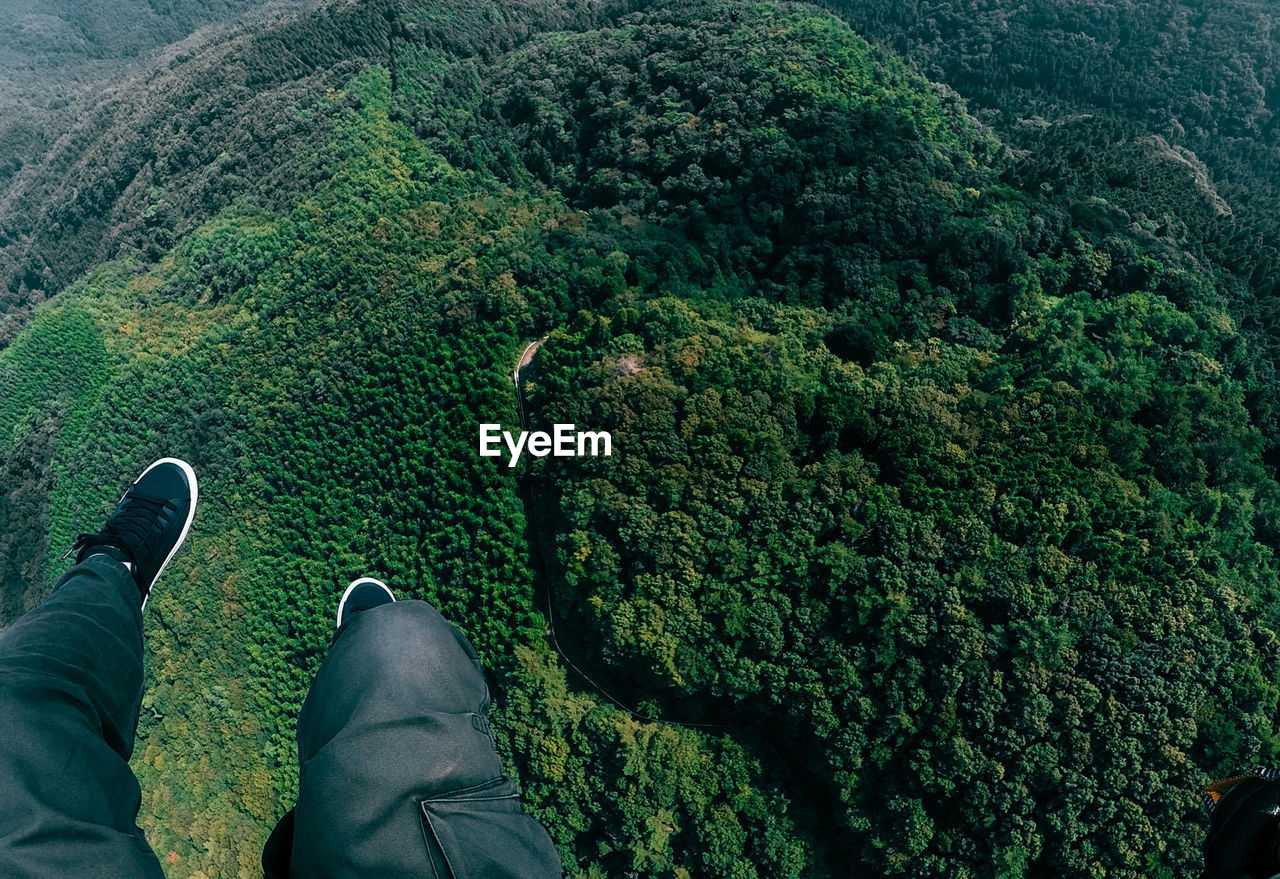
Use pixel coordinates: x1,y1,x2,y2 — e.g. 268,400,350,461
133,457,198,610
336,576,395,629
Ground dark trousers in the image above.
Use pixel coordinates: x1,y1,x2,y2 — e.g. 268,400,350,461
0,556,562,878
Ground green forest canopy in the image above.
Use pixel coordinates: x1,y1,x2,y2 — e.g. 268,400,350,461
2,1,1280,877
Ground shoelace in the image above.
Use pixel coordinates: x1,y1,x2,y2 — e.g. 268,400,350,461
69,494,175,563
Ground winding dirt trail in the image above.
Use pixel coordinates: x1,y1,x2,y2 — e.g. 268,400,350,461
509,334,725,730
514,336,547,430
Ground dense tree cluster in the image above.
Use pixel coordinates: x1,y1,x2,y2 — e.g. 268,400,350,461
481,5,997,306
480,4,1280,873
527,284,1278,874
827,0,1280,468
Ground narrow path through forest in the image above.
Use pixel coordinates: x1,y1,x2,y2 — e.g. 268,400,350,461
514,336,546,432
511,337,857,873
511,336,723,729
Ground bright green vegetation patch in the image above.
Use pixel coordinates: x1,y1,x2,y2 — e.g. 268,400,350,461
0,297,114,454
0,63,814,879
0,297,115,618
745,6,971,150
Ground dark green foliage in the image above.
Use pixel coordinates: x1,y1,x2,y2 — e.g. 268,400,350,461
825,0,1280,141
464,4,1007,310
826,0,1280,472
524,284,1279,875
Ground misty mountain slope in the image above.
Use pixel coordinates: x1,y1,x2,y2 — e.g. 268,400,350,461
0,0,321,263
0,0,634,345
0,0,315,63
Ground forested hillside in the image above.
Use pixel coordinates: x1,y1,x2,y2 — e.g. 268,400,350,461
830,0,1280,461
2,0,1279,877
0,0,320,295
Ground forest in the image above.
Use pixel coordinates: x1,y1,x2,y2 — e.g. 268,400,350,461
3,0,1280,876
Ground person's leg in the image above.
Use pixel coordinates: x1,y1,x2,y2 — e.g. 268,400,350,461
0,554,165,879
283,598,562,878
0,457,195,878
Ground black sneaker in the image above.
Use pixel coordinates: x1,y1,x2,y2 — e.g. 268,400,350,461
336,576,395,629
70,457,198,608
